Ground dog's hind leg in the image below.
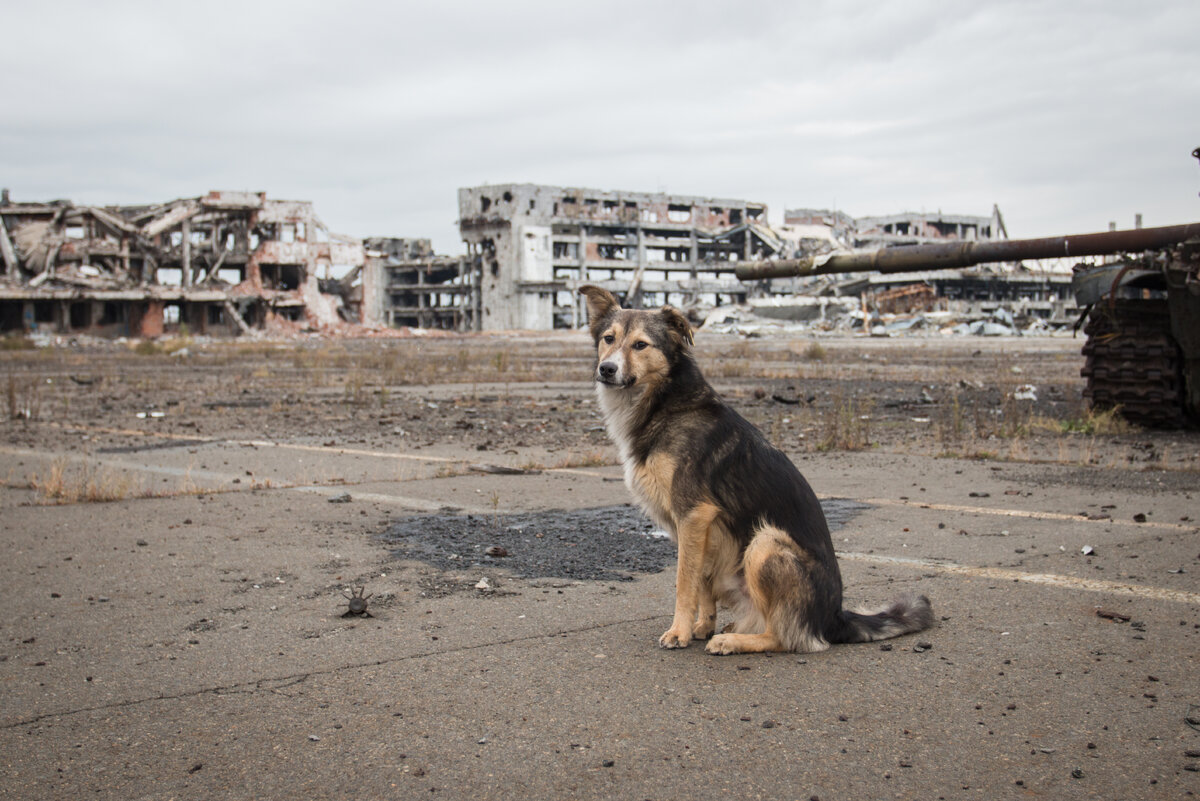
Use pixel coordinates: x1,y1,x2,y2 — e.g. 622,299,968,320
706,525,830,655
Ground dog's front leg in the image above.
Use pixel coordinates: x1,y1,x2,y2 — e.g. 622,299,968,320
659,504,718,649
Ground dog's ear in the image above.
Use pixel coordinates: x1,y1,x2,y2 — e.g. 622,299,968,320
661,305,694,349
579,285,620,340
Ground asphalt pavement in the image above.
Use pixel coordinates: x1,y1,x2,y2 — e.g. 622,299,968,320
2,434,1199,800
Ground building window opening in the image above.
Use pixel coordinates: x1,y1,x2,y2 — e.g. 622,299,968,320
261,264,304,290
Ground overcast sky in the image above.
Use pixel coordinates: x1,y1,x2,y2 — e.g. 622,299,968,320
3,0,1198,253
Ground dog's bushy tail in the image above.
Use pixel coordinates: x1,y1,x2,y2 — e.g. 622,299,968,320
831,593,933,643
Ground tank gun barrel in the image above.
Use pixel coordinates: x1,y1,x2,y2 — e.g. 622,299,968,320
734,221,1200,281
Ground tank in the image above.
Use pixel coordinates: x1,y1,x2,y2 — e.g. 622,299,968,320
734,204,1200,428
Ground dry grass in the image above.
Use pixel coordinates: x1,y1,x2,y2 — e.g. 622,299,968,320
6,372,42,420
30,459,140,503
0,335,35,351
552,449,616,469
816,394,874,452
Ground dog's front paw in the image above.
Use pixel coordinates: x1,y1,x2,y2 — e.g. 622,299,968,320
705,633,737,655
659,626,692,649
693,618,716,640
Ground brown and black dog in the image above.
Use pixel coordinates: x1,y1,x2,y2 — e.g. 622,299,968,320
580,285,933,654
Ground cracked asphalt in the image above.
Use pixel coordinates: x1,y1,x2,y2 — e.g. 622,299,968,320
2,337,1199,800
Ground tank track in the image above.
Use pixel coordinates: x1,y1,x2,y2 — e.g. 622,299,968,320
1081,299,1186,427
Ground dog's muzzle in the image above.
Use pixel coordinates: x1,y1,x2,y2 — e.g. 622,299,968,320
596,360,633,387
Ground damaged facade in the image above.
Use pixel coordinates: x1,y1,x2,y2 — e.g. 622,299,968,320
2,182,1079,338
456,184,785,330
0,189,365,337
362,237,477,331
778,206,1076,325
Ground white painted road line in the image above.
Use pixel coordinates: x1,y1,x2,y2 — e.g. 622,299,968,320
838,551,1200,606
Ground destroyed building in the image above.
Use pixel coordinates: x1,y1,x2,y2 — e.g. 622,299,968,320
0,190,365,337
778,206,1076,324
455,184,786,330
1,182,1082,339
361,237,477,331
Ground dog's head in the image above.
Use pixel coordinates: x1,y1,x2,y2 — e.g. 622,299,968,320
579,285,694,391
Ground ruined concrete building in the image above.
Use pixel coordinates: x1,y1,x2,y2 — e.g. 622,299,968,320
2,181,1075,338
361,237,477,330
456,184,786,330
0,189,365,337
781,205,1075,323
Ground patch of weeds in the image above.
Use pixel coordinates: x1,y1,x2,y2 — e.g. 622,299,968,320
6,372,41,420
30,459,140,504
0,334,34,351
344,370,369,404
817,394,873,452
800,340,827,361
553,449,614,469
433,462,470,479
936,390,965,447
1059,405,1132,436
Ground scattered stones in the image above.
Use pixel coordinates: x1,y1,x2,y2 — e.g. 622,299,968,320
328,492,352,503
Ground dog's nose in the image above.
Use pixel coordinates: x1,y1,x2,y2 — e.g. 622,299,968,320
598,361,617,380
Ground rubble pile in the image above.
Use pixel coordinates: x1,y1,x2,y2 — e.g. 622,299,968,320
700,301,1071,338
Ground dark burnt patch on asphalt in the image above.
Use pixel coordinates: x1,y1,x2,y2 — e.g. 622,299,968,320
380,500,870,582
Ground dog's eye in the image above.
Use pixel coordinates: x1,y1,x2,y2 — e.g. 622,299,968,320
602,334,615,345
632,341,650,351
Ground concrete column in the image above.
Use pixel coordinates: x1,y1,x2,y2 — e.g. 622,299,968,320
181,219,192,287
578,225,587,282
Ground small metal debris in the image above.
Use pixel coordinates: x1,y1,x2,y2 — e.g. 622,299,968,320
341,586,373,618
1081,545,1095,556
1095,608,1131,622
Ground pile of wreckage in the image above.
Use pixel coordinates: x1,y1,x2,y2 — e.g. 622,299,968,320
0,189,377,338
700,291,1071,338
